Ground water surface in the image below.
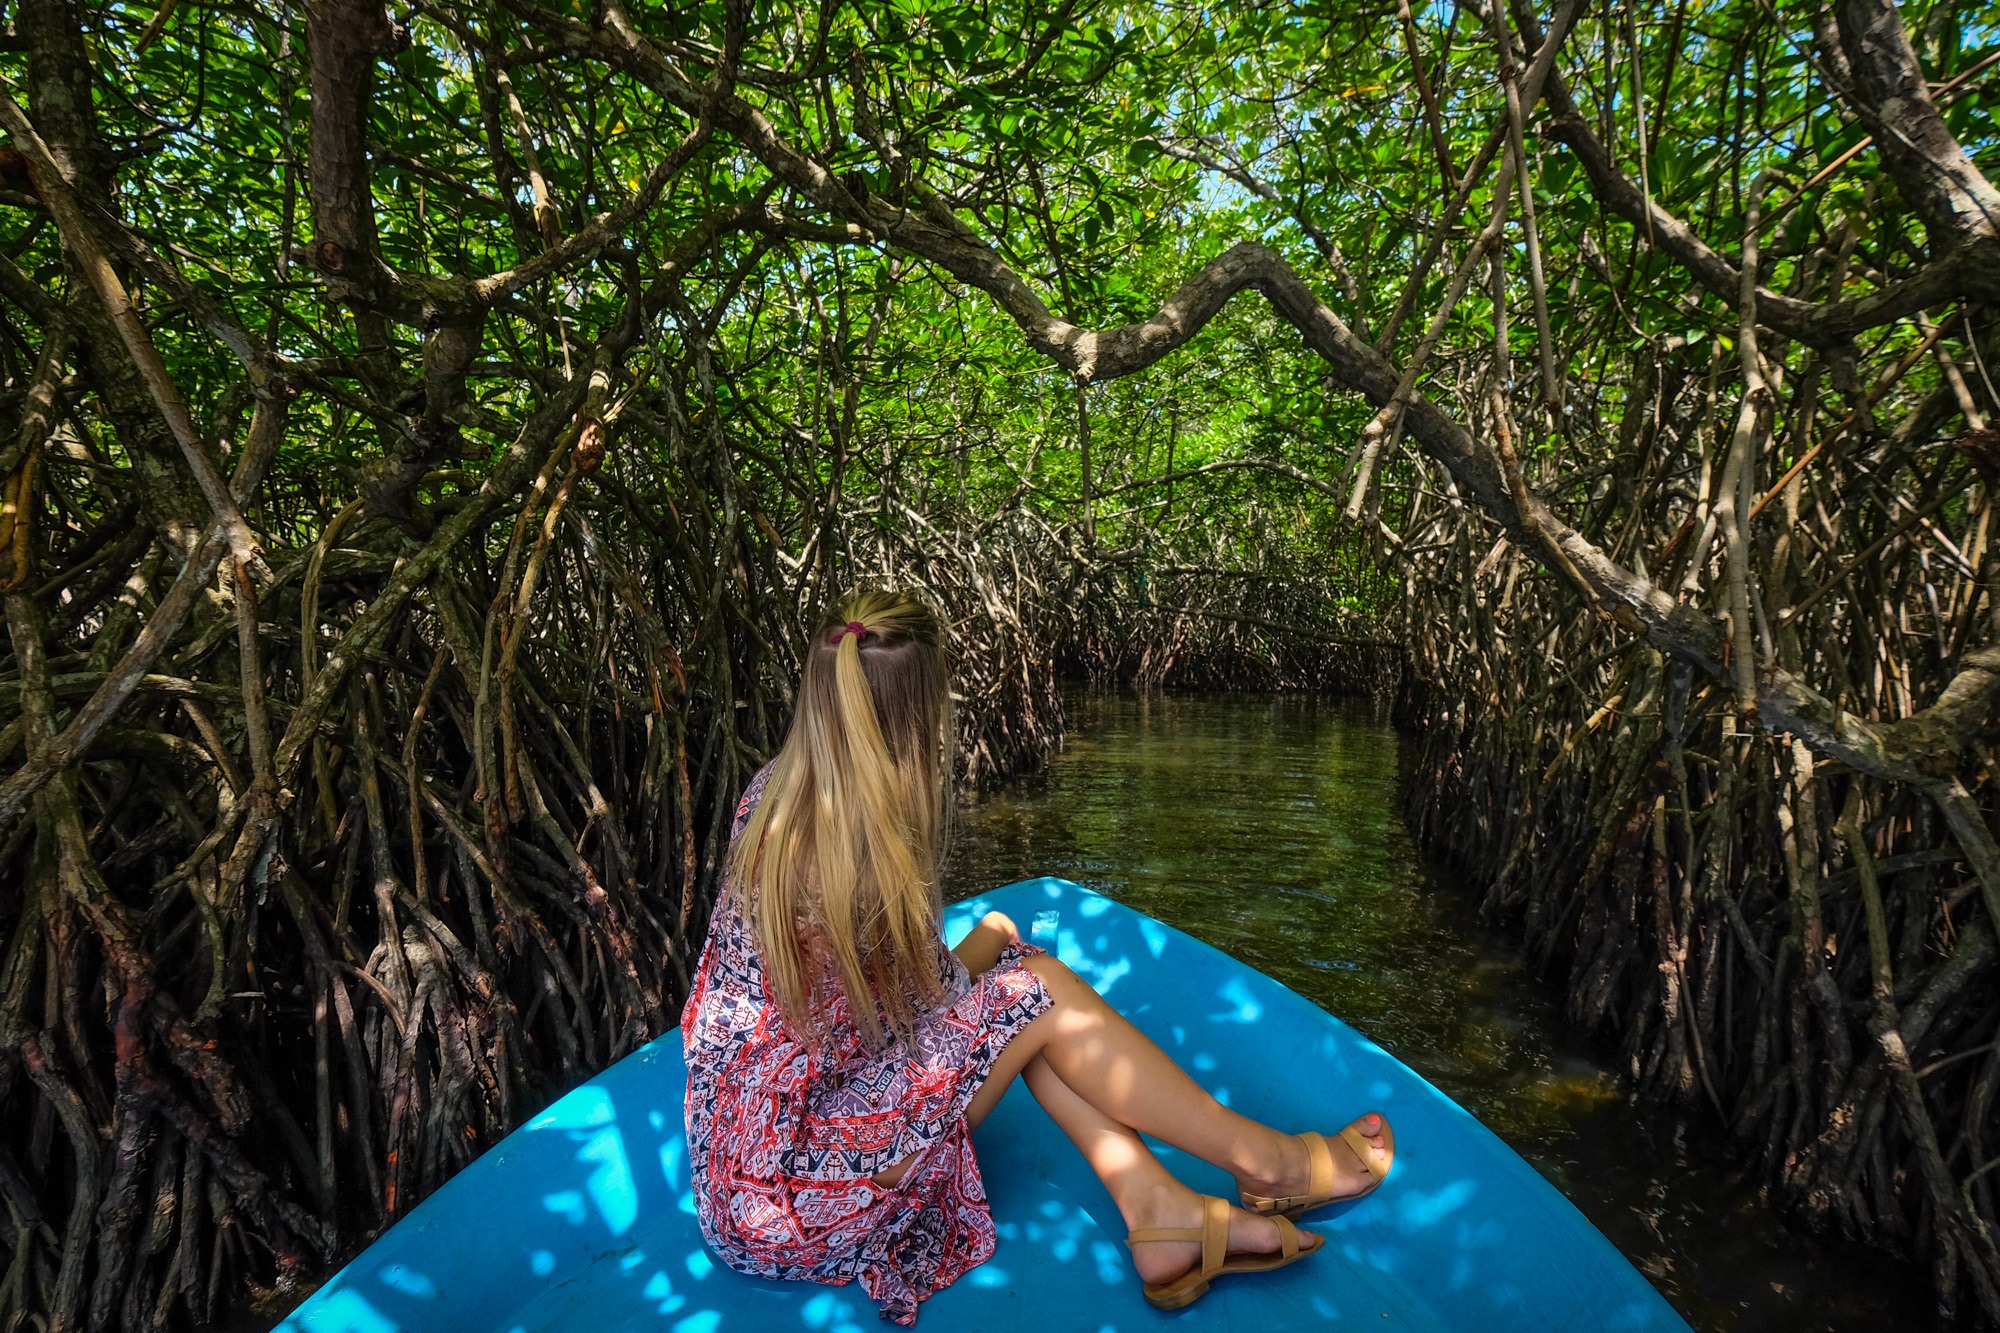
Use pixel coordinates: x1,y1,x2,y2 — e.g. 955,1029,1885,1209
944,692,1934,1333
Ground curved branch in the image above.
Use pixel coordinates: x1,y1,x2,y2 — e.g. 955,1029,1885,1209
1540,104,2000,346
1146,136,1361,309
1830,0,2000,244
519,0,1997,786
1760,647,2000,789
0,92,269,577
1509,0,2000,347
472,0,747,305
0,393,286,836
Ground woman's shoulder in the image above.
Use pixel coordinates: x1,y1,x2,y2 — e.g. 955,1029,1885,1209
731,762,777,840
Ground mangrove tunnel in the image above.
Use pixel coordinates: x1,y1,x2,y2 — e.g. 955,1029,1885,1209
0,0,1995,1325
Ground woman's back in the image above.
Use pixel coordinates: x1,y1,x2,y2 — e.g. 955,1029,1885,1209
681,594,1053,1325
683,587,1383,1322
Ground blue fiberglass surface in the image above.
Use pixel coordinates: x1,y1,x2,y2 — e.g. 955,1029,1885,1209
277,878,1690,1332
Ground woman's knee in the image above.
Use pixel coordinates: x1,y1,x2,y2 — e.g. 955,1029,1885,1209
1024,951,1085,997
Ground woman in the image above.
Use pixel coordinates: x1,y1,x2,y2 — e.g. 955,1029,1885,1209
682,589,1394,1324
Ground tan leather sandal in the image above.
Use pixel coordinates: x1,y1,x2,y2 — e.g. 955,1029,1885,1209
1240,1114,1396,1220
1126,1194,1312,1310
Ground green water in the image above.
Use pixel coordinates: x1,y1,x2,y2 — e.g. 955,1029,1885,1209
944,692,1934,1333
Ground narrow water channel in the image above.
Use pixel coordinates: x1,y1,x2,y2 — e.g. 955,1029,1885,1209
943,692,1934,1333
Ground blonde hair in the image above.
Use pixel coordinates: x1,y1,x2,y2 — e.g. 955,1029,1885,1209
728,589,954,1048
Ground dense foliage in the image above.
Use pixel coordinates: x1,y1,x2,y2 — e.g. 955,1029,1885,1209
0,0,1995,1325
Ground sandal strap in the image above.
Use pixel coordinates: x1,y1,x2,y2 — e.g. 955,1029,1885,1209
1200,1195,1227,1277
1337,1122,1381,1182
1131,1199,1304,1280
1128,1195,1230,1279
1303,1130,1335,1200
1243,1190,1301,1213
1246,1131,1333,1213
1124,1225,1203,1246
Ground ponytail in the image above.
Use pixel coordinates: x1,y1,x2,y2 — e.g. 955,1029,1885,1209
729,589,953,1047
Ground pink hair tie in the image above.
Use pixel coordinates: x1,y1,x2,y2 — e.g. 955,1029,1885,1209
829,621,869,646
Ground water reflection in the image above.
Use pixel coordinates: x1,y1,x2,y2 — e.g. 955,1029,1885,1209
944,692,1935,1333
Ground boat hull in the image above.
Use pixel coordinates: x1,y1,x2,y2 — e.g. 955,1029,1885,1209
278,877,1689,1331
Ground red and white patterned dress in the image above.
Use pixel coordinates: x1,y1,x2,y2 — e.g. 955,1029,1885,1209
681,768,1053,1324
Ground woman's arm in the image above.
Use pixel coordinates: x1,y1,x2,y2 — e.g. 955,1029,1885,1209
951,910,1020,977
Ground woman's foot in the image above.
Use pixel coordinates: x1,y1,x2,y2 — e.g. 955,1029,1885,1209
1123,1183,1321,1285
1236,1112,1392,1210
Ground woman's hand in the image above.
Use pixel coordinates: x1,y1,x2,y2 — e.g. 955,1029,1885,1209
951,910,1020,976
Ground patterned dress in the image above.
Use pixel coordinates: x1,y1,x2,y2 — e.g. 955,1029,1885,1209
681,768,1053,1324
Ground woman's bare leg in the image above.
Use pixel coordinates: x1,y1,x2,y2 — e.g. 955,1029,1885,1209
1008,1053,1319,1282
959,953,1385,1205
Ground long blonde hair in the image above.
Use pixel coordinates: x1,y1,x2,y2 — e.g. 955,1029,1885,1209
728,589,954,1048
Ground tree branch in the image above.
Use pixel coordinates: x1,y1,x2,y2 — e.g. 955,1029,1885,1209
1829,0,2000,244
522,0,2000,794
0,91,269,578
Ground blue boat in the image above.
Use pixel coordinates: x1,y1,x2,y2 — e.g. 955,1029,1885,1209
278,878,1690,1332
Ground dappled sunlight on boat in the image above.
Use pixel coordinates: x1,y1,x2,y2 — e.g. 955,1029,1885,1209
526,1086,640,1238
279,879,1686,1332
